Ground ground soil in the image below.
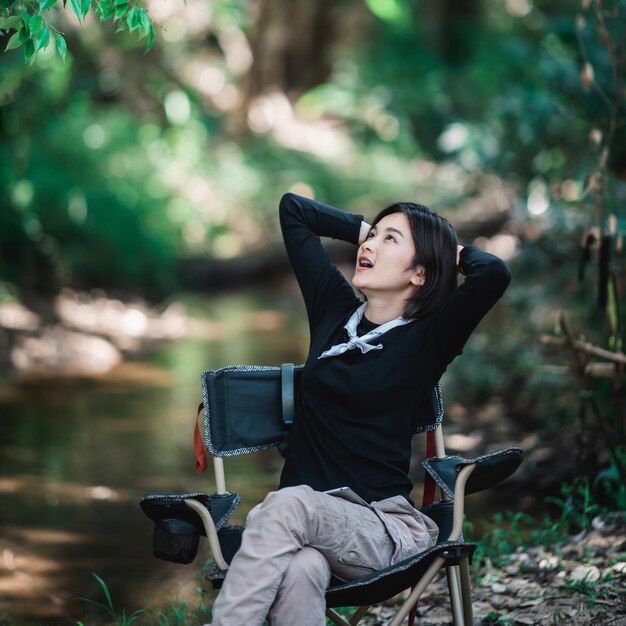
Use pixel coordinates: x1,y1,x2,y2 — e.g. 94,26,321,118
359,513,626,626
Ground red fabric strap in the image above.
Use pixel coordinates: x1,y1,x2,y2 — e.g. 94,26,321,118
422,430,436,507
194,402,208,473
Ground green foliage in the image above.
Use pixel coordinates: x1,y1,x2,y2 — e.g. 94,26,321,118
78,573,143,625
472,474,625,566
78,575,212,625
0,0,155,64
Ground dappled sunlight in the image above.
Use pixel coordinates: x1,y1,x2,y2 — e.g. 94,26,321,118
2,290,192,378
445,432,484,452
0,474,125,503
11,328,122,376
247,90,354,163
55,289,188,342
5,528,89,547
0,303,40,331
473,233,520,261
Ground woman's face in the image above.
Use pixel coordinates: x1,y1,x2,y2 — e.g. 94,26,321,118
352,212,424,297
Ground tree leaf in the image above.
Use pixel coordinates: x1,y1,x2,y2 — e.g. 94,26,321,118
4,30,21,50
114,3,127,20
56,32,66,61
40,0,58,11
126,8,143,32
17,25,29,43
69,0,82,21
35,25,50,49
145,21,154,52
0,15,24,30
80,0,90,17
95,0,112,18
100,5,114,19
28,13,43,35
24,37,35,63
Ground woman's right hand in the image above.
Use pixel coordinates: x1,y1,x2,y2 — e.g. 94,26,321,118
359,221,372,245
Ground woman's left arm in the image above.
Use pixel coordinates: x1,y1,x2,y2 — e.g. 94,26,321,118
423,244,511,376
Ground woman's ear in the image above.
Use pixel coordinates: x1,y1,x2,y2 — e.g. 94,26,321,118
410,265,426,287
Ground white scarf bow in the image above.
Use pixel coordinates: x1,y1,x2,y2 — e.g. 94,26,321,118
318,303,413,359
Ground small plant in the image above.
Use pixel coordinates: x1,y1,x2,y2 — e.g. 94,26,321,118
77,576,214,626
483,611,512,625
77,573,143,626
544,477,601,534
564,576,607,607
470,476,621,568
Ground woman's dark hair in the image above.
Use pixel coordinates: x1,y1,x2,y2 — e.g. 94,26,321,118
371,202,458,319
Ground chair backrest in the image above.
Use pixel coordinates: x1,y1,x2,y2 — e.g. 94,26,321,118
197,363,446,496
199,363,444,453
200,364,304,457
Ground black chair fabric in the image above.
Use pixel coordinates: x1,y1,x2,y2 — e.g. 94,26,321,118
200,366,303,457
325,541,476,608
421,447,523,499
140,492,241,564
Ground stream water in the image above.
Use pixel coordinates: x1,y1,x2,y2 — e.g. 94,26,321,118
0,291,311,625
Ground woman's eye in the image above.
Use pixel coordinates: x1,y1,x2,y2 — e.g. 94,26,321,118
367,231,375,239
385,234,396,242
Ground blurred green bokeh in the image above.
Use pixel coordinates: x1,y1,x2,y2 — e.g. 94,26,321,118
1,0,622,298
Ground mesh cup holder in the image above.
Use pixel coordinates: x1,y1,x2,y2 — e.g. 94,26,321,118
153,518,200,564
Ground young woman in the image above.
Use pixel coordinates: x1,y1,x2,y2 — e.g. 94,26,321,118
210,192,511,626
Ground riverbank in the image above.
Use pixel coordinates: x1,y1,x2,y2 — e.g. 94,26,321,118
0,289,189,378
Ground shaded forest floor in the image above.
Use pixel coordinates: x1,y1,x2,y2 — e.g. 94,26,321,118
359,513,626,626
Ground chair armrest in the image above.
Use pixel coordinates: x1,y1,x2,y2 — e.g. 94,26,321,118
184,498,230,570
421,446,523,500
140,491,240,568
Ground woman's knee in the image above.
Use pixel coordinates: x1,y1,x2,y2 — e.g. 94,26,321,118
281,547,331,590
261,485,316,515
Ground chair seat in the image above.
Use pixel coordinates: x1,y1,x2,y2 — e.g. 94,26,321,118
325,541,476,608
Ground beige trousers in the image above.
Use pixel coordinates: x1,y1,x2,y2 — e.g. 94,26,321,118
211,485,438,626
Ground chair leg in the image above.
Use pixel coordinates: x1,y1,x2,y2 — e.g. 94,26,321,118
325,606,370,626
348,606,370,625
326,609,351,626
388,556,445,626
446,565,464,626
459,557,474,626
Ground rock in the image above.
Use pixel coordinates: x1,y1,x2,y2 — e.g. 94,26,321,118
538,554,559,570
605,561,626,576
569,564,601,583
491,583,508,593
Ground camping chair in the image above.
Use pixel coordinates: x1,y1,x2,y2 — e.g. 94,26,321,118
140,363,523,626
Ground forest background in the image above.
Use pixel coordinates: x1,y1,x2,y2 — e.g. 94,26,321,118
1,0,626,624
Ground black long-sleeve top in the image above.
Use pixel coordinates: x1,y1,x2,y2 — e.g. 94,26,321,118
277,193,511,505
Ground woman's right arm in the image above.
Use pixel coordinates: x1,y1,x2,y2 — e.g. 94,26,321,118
279,193,364,326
